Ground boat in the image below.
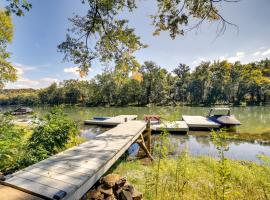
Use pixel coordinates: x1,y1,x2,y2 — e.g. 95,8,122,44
12,107,33,115
207,108,241,127
182,108,241,130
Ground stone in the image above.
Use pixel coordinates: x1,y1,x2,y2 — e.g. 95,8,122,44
132,188,143,200
101,174,122,188
119,190,133,200
87,188,104,200
0,172,5,181
122,184,134,194
98,185,114,197
115,177,127,188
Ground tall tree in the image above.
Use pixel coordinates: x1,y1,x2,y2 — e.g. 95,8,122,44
0,0,31,88
59,0,239,76
0,10,16,88
173,63,190,102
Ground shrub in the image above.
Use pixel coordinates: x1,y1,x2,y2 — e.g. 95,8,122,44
0,115,27,173
25,106,79,163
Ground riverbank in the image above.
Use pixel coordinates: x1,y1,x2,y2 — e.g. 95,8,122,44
111,154,270,200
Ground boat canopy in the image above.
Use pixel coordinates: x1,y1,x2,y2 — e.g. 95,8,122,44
208,107,231,116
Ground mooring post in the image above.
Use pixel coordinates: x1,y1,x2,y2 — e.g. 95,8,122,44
145,120,151,153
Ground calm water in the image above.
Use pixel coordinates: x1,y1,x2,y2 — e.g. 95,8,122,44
166,134,270,162
26,105,270,134
1,105,270,162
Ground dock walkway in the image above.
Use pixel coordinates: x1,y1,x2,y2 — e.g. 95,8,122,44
2,120,146,200
84,115,137,126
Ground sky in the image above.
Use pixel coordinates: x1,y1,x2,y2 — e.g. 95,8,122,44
2,0,270,89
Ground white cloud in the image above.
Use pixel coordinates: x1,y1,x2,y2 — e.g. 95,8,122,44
6,77,58,89
253,51,261,56
192,57,207,66
236,52,245,57
262,49,270,56
13,63,37,76
64,66,80,76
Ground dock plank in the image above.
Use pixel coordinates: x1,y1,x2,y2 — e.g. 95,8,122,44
84,115,137,126
5,120,146,200
182,115,220,128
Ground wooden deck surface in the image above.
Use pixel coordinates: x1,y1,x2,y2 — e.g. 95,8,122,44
151,121,189,132
182,115,220,128
84,115,137,126
0,185,43,200
3,120,146,200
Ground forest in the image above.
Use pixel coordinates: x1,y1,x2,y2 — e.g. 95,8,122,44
1,59,270,107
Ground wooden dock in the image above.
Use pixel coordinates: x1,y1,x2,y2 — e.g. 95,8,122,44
151,121,189,133
84,115,137,126
2,120,147,200
182,115,220,129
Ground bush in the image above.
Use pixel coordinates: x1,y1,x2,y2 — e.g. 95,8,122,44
0,115,27,173
26,106,79,162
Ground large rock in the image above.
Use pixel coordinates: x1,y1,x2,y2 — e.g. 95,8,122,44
119,190,132,200
83,173,142,200
131,188,142,200
101,174,122,188
98,185,114,197
85,188,104,200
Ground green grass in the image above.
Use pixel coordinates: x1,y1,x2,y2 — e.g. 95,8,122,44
112,155,270,200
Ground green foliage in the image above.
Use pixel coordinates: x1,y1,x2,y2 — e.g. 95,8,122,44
5,0,32,16
113,154,270,200
0,107,80,174
0,10,17,88
0,114,27,173
59,0,238,76
212,130,232,200
27,107,79,161
1,59,270,106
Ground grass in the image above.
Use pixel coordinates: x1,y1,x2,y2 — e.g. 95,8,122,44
112,154,270,200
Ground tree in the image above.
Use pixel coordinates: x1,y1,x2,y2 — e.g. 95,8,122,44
0,10,16,88
4,0,32,16
173,63,190,102
0,0,32,88
59,0,239,76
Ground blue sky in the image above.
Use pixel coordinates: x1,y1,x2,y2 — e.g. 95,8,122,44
3,0,270,89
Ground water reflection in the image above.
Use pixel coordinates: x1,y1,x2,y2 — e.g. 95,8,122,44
155,134,270,163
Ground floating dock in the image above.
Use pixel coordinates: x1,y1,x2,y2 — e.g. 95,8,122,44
182,115,220,130
151,121,189,133
84,115,137,126
2,120,146,200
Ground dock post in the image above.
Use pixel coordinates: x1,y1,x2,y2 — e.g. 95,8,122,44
145,120,151,153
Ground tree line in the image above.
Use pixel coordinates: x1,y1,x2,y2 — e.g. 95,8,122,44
1,59,270,107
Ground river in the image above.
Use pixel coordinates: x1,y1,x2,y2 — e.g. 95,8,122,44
1,105,270,162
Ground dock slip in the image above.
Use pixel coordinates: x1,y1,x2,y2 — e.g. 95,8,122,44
182,115,220,129
84,115,137,126
151,121,189,133
2,120,146,200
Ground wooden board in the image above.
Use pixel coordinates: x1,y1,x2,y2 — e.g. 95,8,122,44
0,185,43,200
182,115,220,128
4,120,146,200
84,115,137,126
151,121,189,132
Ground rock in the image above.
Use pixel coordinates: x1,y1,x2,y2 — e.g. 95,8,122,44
101,174,121,188
122,184,134,194
0,172,5,181
132,188,142,200
119,190,133,200
115,177,127,188
87,188,104,200
98,185,114,197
